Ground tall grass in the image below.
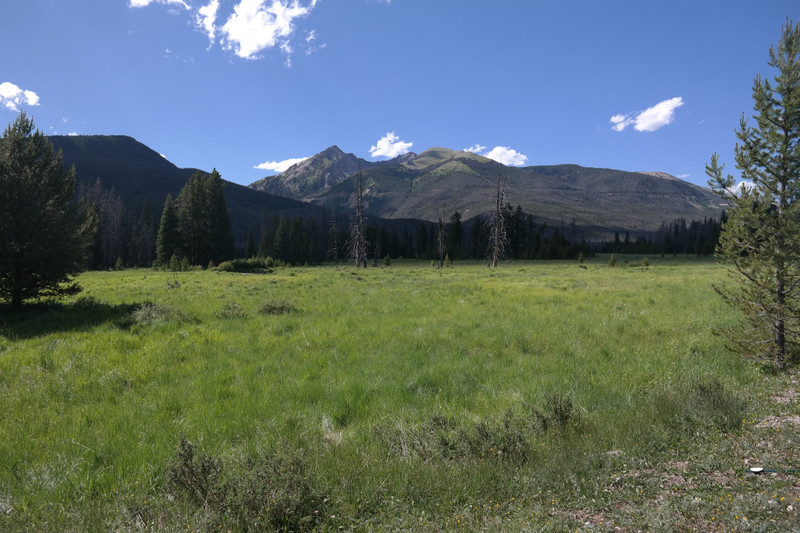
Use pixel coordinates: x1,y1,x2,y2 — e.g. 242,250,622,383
1,259,790,531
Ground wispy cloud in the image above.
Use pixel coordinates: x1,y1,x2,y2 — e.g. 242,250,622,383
255,156,310,173
195,0,220,45
611,97,684,132
369,132,413,159
129,0,189,9
465,144,528,166
0,82,40,112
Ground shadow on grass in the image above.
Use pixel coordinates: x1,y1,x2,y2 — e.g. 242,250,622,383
0,297,142,340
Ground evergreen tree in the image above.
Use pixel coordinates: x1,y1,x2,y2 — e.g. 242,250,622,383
176,169,234,266
0,113,93,308
416,221,429,258
707,21,800,368
130,203,156,267
271,216,291,264
205,169,235,264
155,194,181,267
245,229,257,259
447,211,463,260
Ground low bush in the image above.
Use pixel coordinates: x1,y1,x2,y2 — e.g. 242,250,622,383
164,437,325,532
258,300,297,315
217,302,248,319
377,395,578,464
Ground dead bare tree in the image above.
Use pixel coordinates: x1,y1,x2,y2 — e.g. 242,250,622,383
327,206,339,266
347,170,368,268
487,170,510,268
436,203,447,268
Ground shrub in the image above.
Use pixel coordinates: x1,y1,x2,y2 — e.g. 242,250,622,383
377,396,579,464
217,302,248,319
129,303,189,328
216,260,235,272
168,254,181,272
164,438,325,532
258,300,296,315
165,436,222,508
652,377,747,433
215,258,275,274
532,393,575,431
225,445,324,532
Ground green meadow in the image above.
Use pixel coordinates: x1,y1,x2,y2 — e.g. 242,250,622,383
1,258,799,531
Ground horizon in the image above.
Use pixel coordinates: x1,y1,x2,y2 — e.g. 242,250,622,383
2,1,798,188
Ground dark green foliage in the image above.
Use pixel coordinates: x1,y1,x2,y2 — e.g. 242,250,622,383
216,257,276,273
245,229,257,259
707,21,800,367
0,113,94,308
176,169,235,267
155,194,181,267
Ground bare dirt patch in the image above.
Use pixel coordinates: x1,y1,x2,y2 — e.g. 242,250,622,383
756,415,800,428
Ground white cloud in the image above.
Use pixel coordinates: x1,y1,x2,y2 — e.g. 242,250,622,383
196,0,220,44
464,144,528,166
0,82,40,112
485,146,528,166
133,0,318,64
731,180,755,196
255,156,310,173
369,132,413,159
610,114,633,132
129,0,189,9
611,97,684,132
221,0,316,60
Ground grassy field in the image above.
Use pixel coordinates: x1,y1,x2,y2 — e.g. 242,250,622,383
1,257,799,531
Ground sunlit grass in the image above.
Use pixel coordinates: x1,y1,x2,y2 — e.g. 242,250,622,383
1,258,797,531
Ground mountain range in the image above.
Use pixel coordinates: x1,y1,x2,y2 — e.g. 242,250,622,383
250,146,724,239
50,135,324,245
49,135,725,246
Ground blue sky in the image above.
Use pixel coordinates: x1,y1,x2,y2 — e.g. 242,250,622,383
1,1,797,187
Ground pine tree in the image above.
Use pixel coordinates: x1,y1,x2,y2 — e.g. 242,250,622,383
155,194,181,267
204,169,235,264
0,113,94,308
707,21,800,368
176,169,234,266
245,229,257,259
